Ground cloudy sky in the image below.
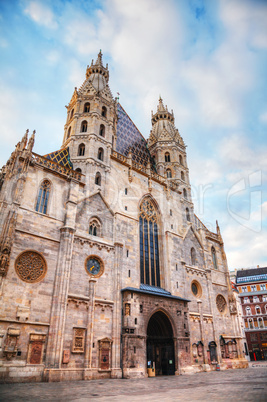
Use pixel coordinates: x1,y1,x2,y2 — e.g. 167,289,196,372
0,0,266,269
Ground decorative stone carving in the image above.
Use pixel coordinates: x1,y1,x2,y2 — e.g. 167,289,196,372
15,250,47,283
229,297,237,314
216,294,227,313
74,236,114,252
0,210,17,277
67,296,89,309
3,328,20,360
186,266,207,278
98,337,112,370
27,333,46,364
72,328,86,353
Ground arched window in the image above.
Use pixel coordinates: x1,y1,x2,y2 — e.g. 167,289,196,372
258,317,264,328
183,188,187,199
70,108,74,119
211,246,218,269
35,180,51,214
255,306,261,315
95,172,101,186
248,318,254,329
165,152,170,162
101,106,107,117
181,171,185,181
78,143,85,156
166,169,172,178
179,155,183,165
186,208,190,222
139,197,160,287
81,120,87,132
84,102,90,113
75,168,82,173
98,147,104,161
191,247,196,266
246,306,251,316
67,126,71,139
99,124,105,137
89,218,101,237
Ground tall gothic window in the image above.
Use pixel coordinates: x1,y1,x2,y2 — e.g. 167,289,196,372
78,143,85,156
84,102,90,113
166,169,172,178
183,188,187,199
165,152,170,162
101,106,107,117
67,126,71,139
191,247,196,266
211,246,218,269
99,124,105,137
98,148,104,161
81,120,87,132
181,171,185,181
186,208,190,222
95,172,101,186
89,218,101,236
139,197,160,287
179,155,183,165
36,180,51,214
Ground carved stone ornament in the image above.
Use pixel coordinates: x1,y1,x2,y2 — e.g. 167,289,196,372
216,294,227,313
15,250,47,283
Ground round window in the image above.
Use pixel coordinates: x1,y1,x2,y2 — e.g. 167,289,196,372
15,250,47,283
191,280,202,297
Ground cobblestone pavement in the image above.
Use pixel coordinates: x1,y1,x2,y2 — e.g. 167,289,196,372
0,365,267,402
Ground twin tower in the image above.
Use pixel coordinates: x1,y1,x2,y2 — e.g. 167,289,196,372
62,51,191,202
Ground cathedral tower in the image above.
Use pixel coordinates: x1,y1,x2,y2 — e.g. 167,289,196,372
147,97,192,205
62,51,117,192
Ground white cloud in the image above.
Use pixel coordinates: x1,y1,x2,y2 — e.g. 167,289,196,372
24,1,58,29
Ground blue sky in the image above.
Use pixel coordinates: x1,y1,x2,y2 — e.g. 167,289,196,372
0,0,266,269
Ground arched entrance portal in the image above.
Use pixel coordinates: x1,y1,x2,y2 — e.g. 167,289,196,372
147,311,175,375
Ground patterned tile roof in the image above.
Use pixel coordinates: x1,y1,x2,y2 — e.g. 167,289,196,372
116,103,154,168
43,147,73,169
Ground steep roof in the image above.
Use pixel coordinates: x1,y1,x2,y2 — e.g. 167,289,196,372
43,147,73,169
116,103,154,167
236,267,267,283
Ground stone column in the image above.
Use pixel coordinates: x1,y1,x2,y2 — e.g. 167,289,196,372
45,226,75,370
84,278,97,372
197,300,208,365
111,242,123,378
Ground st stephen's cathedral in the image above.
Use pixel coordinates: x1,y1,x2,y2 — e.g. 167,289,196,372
0,52,247,382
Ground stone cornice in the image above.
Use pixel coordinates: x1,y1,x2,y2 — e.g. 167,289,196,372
185,265,207,278
74,234,114,252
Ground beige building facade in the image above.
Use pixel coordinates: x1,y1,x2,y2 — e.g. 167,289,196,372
0,52,247,382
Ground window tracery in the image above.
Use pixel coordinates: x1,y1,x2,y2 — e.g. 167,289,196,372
166,169,172,178
165,152,170,162
84,102,90,113
35,180,51,214
191,247,196,266
81,120,87,132
89,218,101,236
139,198,160,287
78,143,85,156
15,250,47,283
211,246,218,269
216,294,227,313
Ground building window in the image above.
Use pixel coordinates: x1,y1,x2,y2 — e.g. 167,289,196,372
260,284,266,291
36,180,51,214
248,318,254,329
101,106,107,117
242,286,247,293
165,152,170,162
170,209,172,216
89,218,101,237
139,197,160,287
244,297,249,304
246,306,251,316
251,285,257,292
78,143,85,156
84,102,90,113
253,296,260,303
211,246,218,270
95,172,101,186
179,155,183,165
125,188,128,195
255,306,261,315
186,208,190,222
99,124,105,137
262,295,267,302
15,250,47,284
70,108,74,119
98,147,104,161
258,317,264,328
183,188,187,199
191,247,196,266
67,126,71,139
191,280,202,297
81,120,87,132
166,169,172,178
181,171,185,181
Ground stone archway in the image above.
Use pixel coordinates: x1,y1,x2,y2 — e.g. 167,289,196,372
147,311,175,375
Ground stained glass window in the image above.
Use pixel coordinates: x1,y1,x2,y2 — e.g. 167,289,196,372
36,180,51,214
139,198,160,287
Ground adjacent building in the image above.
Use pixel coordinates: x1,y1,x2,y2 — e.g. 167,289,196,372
0,52,247,383
236,267,267,360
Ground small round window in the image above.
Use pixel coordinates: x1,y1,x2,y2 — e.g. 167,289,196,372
191,280,202,297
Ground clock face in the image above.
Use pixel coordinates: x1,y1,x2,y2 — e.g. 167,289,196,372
85,255,104,278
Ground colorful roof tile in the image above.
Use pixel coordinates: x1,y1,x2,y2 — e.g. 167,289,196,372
116,103,154,168
43,147,73,169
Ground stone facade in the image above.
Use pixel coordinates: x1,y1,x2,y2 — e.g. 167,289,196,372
0,51,247,383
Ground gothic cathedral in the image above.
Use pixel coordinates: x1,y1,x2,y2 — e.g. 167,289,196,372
0,52,247,382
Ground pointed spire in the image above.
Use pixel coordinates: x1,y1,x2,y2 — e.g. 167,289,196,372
20,129,29,151
216,220,222,238
96,50,103,66
27,131,35,153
